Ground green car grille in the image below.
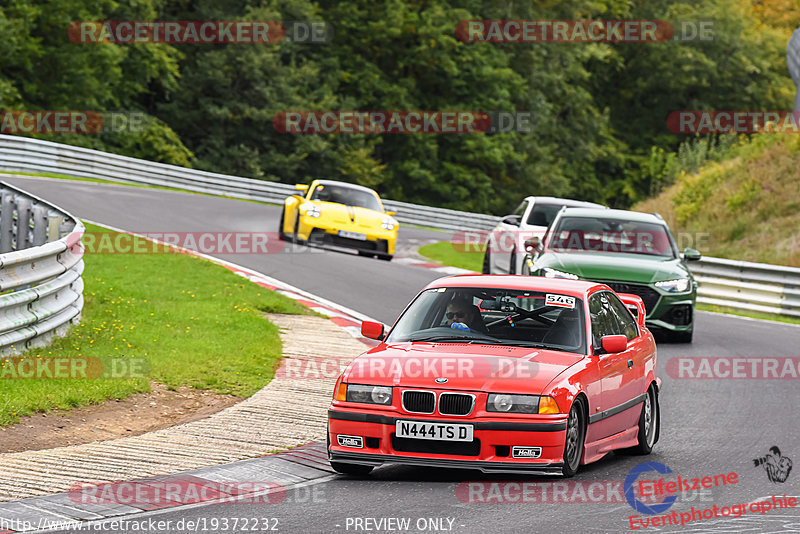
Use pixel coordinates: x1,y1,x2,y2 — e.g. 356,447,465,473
591,281,660,313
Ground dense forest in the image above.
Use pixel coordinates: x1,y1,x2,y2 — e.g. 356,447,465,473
1,0,797,214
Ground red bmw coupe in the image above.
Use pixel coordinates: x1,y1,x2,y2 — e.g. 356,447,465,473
327,275,660,478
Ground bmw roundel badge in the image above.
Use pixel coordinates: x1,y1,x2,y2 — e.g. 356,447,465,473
435,377,448,384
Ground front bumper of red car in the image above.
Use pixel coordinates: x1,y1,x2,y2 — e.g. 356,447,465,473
328,408,569,475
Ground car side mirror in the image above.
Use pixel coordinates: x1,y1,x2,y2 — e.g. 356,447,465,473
524,237,541,254
361,320,386,341
501,215,521,226
295,184,309,193
683,248,701,261
385,211,396,216
599,334,627,354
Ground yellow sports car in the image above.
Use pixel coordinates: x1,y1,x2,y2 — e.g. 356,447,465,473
279,180,398,260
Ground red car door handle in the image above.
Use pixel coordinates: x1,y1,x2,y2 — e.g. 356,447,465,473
627,359,634,368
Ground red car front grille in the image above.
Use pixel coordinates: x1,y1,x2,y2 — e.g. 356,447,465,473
402,390,435,414
438,393,474,416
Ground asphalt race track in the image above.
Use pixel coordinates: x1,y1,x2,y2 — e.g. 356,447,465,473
6,176,443,323
8,176,800,534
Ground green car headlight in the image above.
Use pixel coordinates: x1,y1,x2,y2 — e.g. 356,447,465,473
655,278,690,293
487,394,539,414
541,267,579,280
345,384,393,405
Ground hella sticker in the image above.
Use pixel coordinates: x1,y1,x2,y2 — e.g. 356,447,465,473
337,435,364,448
545,294,576,309
512,446,542,458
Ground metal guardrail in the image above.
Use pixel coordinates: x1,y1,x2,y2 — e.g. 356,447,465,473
382,198,500,232
0,181,84,354
688,256,800,319
0,135,500,232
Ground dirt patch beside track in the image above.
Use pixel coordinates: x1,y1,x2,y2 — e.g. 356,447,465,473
0,382,242,453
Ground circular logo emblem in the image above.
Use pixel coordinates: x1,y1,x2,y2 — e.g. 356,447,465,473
435,377,448,384
624,462,677,515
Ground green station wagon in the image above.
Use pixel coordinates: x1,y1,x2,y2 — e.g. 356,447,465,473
522,208,701,342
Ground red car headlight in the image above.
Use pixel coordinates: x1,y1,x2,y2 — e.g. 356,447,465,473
487,394,538,414
339,383,393,405
486,394,561,414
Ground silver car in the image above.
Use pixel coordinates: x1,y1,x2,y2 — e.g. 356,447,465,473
482,196,604,274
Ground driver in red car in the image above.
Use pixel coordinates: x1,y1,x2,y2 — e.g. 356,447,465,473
446,297,486,333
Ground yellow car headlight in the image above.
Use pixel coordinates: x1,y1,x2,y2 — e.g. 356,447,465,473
381,216,396,231
300,203,322,218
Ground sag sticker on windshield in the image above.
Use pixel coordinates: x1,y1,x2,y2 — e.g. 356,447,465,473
546,294,575,308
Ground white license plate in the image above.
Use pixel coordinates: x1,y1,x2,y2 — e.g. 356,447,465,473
395,420,473,442
338,230,367,241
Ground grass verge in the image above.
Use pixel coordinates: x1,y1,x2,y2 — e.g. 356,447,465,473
634,135,800,267
417,241,483,272
0,223,311,427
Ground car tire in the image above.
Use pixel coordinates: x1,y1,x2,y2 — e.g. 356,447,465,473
293,217,303,244
509,251,517,275
630,385,659,455
278,207,287,241
671,329,693,343
482,246,492,274
330,462,374,476
377,254,393,261
561,399,586,478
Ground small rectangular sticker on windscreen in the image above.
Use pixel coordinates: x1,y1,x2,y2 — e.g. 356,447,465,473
545,294,575,308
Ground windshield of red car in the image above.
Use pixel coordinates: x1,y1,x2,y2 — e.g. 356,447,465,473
309,184,382,212
386,287,586,354
546,217,676,258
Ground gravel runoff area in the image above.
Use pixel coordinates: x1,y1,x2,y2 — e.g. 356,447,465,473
0,314,366,502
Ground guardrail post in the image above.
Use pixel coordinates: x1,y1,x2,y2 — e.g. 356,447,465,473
48,215,64,241
32,205,48,246
0,192,15,253
16,197,32,250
